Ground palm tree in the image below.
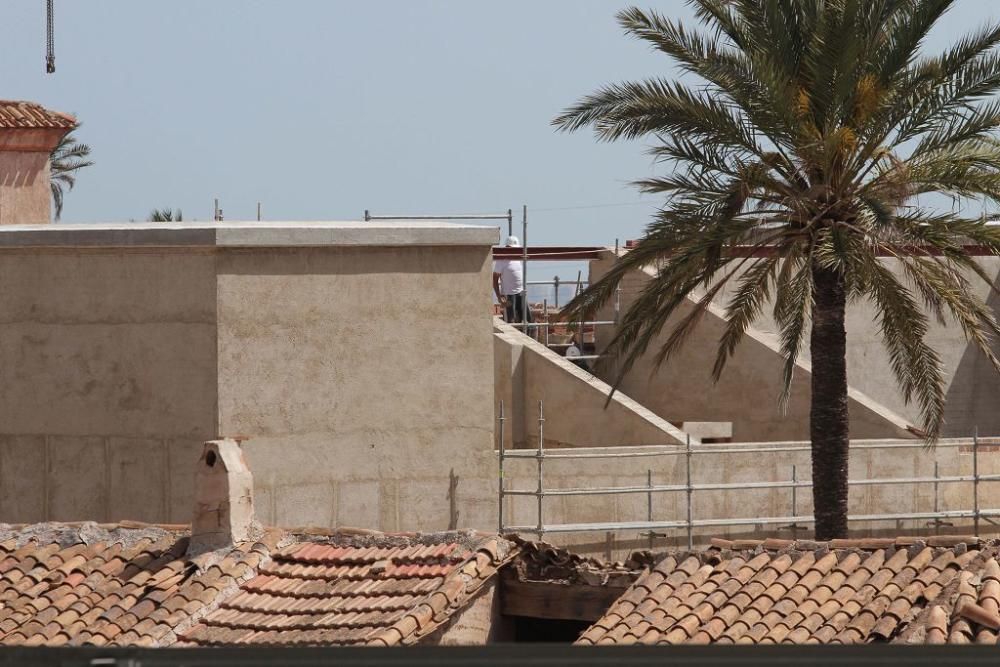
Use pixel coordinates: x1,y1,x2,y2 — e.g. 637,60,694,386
148,208,183,222
554,0,1000,539
49,128,93,221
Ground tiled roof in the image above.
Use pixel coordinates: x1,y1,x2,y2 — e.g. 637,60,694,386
0,101,76,129
0,522,272,647
577,536,1000,645
0,522,513,648
181,532,512,647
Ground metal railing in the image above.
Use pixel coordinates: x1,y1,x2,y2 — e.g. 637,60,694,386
496,400,1000,548
499,278,621,363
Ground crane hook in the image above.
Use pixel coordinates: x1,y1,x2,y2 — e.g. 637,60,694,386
45,0,55,73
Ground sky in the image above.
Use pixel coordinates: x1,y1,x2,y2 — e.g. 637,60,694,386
2,0,999,252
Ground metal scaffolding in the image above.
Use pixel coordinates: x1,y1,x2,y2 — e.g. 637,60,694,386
496,400,1000,547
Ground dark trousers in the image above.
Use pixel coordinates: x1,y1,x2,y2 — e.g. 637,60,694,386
504,292,532,324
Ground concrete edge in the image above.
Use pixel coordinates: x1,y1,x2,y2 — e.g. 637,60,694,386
0,222,501,248
609,249,917,439
494,319,693,445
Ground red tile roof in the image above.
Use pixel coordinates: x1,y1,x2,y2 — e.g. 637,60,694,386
0,101,76,130
182,534,512,646
578,536,1000,645
0,522,514,647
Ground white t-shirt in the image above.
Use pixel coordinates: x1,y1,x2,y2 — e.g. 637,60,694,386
494,259,524,296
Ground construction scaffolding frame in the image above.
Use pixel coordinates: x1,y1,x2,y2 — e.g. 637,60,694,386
496,400,1000,548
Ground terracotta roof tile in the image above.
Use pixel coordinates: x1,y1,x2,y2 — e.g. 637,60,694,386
579,536,1000,645
184,532,513,647
0,101,76,129
0,522,514,648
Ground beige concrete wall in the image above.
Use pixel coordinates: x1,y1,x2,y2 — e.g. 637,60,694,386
217,246,499,532
0,249,219,524
0,223,501,534
589,251,920,442
0,153,51,225
493,322,687,449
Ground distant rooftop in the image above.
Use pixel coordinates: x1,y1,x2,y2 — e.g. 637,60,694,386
0,100,76,130
0,221,500,248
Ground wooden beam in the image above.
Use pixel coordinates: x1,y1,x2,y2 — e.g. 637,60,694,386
499,570,626,622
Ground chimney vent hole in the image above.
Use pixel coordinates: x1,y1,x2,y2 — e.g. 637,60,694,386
205,450,217,468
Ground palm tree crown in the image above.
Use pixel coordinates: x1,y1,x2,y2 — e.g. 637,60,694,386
148,208,183,222
49,128,93,221
555,0,1000,538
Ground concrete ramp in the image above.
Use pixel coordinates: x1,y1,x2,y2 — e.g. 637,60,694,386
494,320,690,448
589,251,916,442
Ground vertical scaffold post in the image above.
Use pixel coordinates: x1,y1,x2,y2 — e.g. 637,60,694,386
686,434,693,550
543,299,550,347
521,206,529,329
554,276,560,309
507,208,513,237
647,469,654,550
498,400,505,534
790,465,798,534
974,427,981,536
576,269,584,356
536,401,545,540
932,460,940,535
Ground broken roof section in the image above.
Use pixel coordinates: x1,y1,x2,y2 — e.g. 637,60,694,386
0,100,76,130
578,536,1000,645
0,522,514,647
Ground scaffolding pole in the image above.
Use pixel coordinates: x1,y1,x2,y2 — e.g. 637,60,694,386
522,206,529,328
536,400,545,541
974,427,981,536
497,400,505,534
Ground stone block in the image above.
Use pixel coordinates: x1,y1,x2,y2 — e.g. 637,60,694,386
0,435,46,523
107,438,166,523
47,436,107,521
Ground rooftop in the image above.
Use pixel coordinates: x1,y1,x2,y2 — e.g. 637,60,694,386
0,101,76,130
578,536,1000,646
0,522,513,647
0,221,500,248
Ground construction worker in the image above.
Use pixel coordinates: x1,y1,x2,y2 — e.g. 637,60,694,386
493,236,533,326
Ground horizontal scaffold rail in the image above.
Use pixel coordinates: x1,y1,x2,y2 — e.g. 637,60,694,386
496,399,1000,547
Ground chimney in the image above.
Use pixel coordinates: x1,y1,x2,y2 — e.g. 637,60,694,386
190,439,259,552
0,100,77,225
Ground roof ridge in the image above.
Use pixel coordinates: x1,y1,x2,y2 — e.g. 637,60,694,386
709,536,983,552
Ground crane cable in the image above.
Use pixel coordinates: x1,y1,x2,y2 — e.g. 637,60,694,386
45,0,55,73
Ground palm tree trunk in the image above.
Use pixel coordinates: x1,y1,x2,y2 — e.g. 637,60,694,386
810,264,849,540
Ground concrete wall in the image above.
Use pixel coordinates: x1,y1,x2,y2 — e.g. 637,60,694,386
220,244,498,531
0,222,501,533
0,248,218,524
589,251,926,442
493,322,687,449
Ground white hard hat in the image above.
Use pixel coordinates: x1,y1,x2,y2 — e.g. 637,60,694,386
505,236,521,247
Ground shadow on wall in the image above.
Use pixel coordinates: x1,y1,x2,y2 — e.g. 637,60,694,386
0,157,43,187
943,266,1000,437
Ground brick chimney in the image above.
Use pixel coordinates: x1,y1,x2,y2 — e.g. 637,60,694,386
0,100,77,225
190,439,259,552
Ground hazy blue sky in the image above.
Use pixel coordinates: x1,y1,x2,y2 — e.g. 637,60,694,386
2,1,998,247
